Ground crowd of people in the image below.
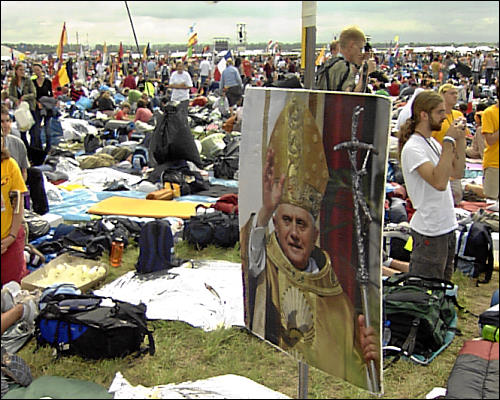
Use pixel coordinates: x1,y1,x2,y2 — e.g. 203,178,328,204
0,23,499,396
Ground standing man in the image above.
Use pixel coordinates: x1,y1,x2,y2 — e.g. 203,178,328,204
398,91,466,281
240,55,253,88
167,61,193,118
470,52,483,85
317,26,376,92
330,39,340,58
481,81,499,203
199,56,211,87
219,58,243,107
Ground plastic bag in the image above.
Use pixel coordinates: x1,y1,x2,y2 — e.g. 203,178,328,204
14,101,35,132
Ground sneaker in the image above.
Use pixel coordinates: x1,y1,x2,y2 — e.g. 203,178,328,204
21,298,38,325
0,347,33,387
486,201,499,212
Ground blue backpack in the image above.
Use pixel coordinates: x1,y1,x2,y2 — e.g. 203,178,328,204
135,219,174,274
132,146,149,170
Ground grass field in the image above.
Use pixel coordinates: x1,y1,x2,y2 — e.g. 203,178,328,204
18,240,499,399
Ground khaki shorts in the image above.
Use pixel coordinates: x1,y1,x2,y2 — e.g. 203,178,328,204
483,167,499,199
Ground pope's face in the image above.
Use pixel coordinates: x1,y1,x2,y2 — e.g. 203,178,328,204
273,203,318,271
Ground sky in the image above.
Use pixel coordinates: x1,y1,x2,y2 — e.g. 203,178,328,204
1,1,499,47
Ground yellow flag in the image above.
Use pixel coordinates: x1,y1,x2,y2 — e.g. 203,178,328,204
394,35,399,43
56,22,68,62
57,64,70,87
315,46,325,66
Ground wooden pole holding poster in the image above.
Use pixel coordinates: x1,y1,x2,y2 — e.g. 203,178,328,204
302,1,316,89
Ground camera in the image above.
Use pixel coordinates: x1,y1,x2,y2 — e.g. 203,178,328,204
364,35,372,53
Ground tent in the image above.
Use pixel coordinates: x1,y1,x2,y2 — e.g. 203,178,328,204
1,44,24,61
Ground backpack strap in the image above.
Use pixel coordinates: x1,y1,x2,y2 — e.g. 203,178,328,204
113,300,156,356
401,317,420,357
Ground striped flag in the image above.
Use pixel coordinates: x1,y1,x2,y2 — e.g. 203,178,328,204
52,22,70,92
266,40,274,53
56,22,68,63
188,32,198,48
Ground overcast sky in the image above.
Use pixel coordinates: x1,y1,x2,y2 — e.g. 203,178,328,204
1,1,498,47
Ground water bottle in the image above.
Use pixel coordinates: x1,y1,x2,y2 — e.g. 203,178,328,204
110,238,124,268
383,320,392,347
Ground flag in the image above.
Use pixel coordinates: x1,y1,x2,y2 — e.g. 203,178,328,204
202,45,210,55
393,35,400,59
102,41,108,65
52,62,69,91
188,22,196,35
266,40,273,53
56,22,68,63
216,49,232,77
143,42,150,60
118,42,124,62
66,57,73,84
315,46,325,66
188,32,198,48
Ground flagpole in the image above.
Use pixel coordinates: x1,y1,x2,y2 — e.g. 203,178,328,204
124,0,145,74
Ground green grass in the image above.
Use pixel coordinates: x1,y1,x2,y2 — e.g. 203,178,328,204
18,241,499,398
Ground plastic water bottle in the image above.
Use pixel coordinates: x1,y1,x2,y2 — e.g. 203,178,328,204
110,238,124,268
383,320,392,346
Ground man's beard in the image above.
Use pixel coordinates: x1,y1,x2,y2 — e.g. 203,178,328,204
429,116,443,131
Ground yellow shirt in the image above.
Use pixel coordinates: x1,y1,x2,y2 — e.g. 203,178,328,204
482,103,499,169
432,109,465,144
1,157,28,239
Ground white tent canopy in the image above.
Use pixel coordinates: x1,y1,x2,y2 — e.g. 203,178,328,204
1,44,24,61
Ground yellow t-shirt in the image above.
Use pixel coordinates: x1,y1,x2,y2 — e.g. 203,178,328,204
482,103,499,169
1,157,28,239
432,109,465,144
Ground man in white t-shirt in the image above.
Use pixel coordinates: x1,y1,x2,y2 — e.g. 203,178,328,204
399,90,466,281
199,57,211,86
167,61,193,117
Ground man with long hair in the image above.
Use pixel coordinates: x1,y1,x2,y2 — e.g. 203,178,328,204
398,91,466,280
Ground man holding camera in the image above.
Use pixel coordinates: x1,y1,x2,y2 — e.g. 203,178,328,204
320,25,376,93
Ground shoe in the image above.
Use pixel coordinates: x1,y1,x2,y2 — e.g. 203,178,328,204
0,347,33,387
486,201,499,212
20,298,38,325
1,289,15,313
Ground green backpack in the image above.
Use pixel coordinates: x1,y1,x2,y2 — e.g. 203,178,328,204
383,273,458,359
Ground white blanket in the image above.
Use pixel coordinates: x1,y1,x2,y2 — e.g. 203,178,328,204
94,261,245,331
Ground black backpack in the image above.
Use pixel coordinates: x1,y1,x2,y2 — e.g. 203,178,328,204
35,292,155,359
213,135,240,180
314,56,350,91
83,133,101,154
149,103,202,167
183,209,239,249
455,220,494,284
135,219,174,274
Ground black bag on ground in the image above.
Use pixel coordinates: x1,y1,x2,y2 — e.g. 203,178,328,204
183,209,239,249
83,133,101,154
35,293,155,359
455,220,494,284
383,273,458,360
213,135,240,180
149,103,202,167
135,219,174,274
